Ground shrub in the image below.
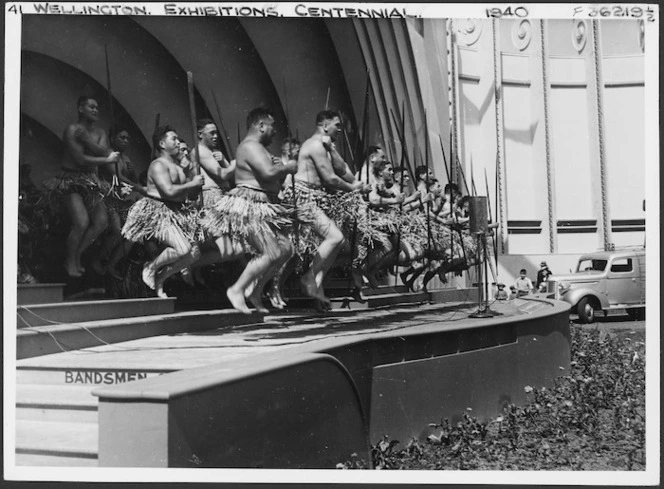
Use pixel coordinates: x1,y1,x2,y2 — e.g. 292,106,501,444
338,325,645,470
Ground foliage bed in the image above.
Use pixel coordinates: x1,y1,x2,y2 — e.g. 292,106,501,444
339,325,646,470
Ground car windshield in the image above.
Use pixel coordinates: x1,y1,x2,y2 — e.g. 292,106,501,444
576,259,607,272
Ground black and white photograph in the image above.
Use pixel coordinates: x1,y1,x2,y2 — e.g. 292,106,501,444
4,2,659,484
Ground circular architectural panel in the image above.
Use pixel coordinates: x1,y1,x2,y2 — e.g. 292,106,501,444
571,19,588,53
455,19,482,46
511,19,532,51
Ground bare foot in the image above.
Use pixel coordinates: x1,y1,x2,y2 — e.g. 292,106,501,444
267,292,284,310
64,261,82,278
247,292,269,313
365,271,379,289
180,268,195,287
154,270,169,298
155,285,169,299
227,287,251,314
300,272,323,300
142,263,156,290
352,287,367,304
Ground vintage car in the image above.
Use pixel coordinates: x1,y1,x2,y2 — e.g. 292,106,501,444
544,247,646,323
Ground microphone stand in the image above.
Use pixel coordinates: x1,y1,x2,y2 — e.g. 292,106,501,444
469,231,494,318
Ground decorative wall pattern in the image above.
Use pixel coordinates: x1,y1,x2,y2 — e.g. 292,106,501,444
511,20,532,52
572,19,588,53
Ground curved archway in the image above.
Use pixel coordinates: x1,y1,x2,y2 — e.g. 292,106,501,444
20,51,151,174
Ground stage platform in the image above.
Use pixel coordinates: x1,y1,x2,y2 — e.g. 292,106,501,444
14,294,570,469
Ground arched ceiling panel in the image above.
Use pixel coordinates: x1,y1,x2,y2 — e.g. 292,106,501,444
20,51,151,174
19,114,62,186
239,18,356,142
21,15,191,150
133,16,285,155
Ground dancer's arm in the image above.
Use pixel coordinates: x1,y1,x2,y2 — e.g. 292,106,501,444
64,125,119,167
244,142,296,182
151,160,203,200
312,140,364,192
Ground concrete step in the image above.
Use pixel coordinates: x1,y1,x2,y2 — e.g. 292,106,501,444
17,283,66,305
16,384,98,423
17,308,265,359
17,297,176,328
17,366,170,386
16,420,98,462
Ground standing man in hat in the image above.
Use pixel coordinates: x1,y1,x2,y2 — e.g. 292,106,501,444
536,261,552,289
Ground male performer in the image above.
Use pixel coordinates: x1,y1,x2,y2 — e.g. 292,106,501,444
355,145,387,186
191,119,235,206
96,124,146,278
122,126,204,298
200,107,297,313
57,96,120,277
291,110,371,307
184,119,238,285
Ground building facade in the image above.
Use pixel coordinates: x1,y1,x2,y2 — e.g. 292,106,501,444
18,15,646,285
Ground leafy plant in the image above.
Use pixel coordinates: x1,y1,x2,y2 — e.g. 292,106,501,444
338,325,646,470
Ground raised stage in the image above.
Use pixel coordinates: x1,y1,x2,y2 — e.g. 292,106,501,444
14,284,571,469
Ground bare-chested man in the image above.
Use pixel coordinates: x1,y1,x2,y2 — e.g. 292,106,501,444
121,125,204,298
58,96,120,277
200,107,297,314
191,118,236,206
355,145,387,186
290,110,371,307
96,124,147,278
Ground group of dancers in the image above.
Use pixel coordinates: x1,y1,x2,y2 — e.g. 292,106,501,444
48,95,480,313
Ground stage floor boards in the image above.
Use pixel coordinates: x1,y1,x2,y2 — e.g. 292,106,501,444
16,300,531,372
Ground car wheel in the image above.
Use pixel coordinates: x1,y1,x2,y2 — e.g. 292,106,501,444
577,297,596,324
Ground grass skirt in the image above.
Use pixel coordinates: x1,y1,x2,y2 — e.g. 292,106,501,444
122,197,201,244
43,170,109,212
282,182,390,266
200,186,293,258
202,187,225,209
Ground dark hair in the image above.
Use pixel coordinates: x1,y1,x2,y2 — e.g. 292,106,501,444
415,165,429,178
315,110,339,125
393,165,409,176
373,160,393,178
367,145,383,159
110,123,130,140
197,118,216,132
459,195,471,207
246,107,274,129
282,137,301,146
152,125,176,151
77,95,96,108
444,183,460,194
520,268,527,274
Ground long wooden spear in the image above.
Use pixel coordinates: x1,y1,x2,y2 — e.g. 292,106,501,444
152,113,160,159
423,111,433,260
104,44,119,179
211,91,233,159
186,71,203,207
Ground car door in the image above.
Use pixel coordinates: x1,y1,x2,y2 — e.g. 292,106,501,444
605,256,640,305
